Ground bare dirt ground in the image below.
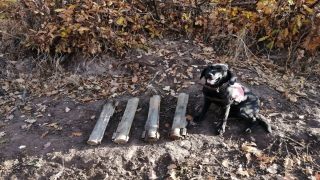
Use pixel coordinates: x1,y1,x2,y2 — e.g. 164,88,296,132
1,39,320,180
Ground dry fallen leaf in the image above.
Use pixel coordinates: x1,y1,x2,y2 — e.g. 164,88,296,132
167,169,178,180
132,75,138,83
237,165,250,177
276,173,297,180
247,168,255,176
21,124,32,129
315,171,320,180
71,93,77,98
306,155,313,163
222,159,229,168
203,47,213,52
230,173,239,180
163,86,170,91
207,176,214,180
0,131,6,138
40,131,49,139
35,114,43,118
25,118,37,124
292,155,301,166
285,173,298,180
6,115,14,120
71,132,83,137
245,153,252,164
266,164,278,174
276,86,285,92
45,123,60,129
288,94,298,102
148,169,157,180
78,97,94,102
306,166,313,175
167,164,177,170
284,156,294,170
15,78,25,83
241,142,262,157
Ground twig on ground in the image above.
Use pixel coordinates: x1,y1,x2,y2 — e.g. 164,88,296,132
231,33,269,72
148,71,160,84
285,141,290,156
0,30,23,40
85,53,99,72
49,159,65,180
147,12,181,33
285,30,309,72
231,1,257,6
22,78,29,104
299,95,320,106
22,57,35,104
283,136,305,148
6,106,17,117
118,58,157,68
231,33,264,74
152,0,160,20
212,154,226,171
231,33,254,60
0,9,7,14
265,138,278,156
197,0,210,6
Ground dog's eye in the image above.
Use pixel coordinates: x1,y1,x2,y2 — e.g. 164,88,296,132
217,68,222,71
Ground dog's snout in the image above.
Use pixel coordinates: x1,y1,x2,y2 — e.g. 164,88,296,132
207,73,214,79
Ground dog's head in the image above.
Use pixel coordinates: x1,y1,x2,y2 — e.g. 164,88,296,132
200,64,236,86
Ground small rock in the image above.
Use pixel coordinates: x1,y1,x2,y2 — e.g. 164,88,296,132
202,158,210,164
0,121,6,128
202,149,211,156
6,115,14,120
179,140,192,150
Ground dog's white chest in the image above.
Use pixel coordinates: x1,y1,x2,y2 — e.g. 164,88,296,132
227,83,245,102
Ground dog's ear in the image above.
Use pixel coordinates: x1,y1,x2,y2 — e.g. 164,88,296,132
200,67,207,79
220,64,228,71
227,70,237,85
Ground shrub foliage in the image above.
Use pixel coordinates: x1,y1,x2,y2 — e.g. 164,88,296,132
1,0,320,57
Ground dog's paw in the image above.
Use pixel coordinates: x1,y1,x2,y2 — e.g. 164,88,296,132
216,125,225,135
267,126,273,134
245,128,252,133
265,124,273,134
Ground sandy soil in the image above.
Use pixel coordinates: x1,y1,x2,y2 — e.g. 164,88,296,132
1,40,320,180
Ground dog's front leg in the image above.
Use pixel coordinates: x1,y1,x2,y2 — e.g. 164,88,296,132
194,98,211,122
216,104,231,135
245,119,259,133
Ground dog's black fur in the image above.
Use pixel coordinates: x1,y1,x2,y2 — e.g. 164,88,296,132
194,64,272,135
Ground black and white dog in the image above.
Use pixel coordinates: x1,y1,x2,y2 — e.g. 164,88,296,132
194,64,272,135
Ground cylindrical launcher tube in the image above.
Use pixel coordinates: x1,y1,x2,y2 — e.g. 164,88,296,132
142,95,161,142
112,97,139,144
169,93,189,140
87,100,115,145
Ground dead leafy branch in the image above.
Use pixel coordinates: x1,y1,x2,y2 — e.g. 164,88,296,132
0,0,319,74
